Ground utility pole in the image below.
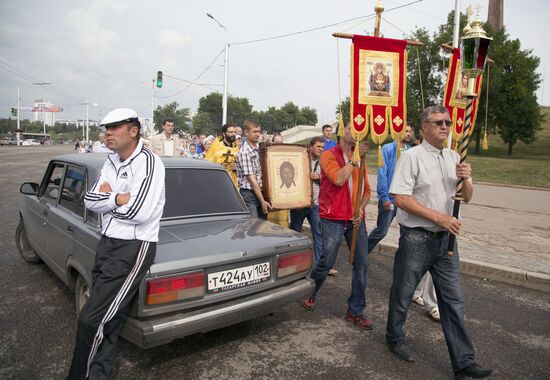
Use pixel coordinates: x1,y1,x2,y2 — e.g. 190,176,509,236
452,0,461,48
207,13,229,125
151,79,155,137
16,86,21,146
86,98,89,142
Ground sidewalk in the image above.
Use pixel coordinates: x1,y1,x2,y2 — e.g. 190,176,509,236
365,174,550,292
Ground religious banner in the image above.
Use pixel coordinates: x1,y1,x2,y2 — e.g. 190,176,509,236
204,137,239,187
443,48,483,148
350,35,408,165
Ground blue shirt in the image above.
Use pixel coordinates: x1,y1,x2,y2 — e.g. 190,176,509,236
322,136,336,150
377,141,411,202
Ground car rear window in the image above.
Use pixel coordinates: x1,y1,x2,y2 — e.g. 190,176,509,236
162,168,246,219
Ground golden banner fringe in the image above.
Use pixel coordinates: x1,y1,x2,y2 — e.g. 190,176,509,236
377,144,383,167
353,141,361,164
338,112,345,137
482,132,489,150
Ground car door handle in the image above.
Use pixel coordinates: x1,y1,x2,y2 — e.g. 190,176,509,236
67,225,74,234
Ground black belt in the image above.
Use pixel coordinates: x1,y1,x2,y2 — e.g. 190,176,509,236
407,226,448,238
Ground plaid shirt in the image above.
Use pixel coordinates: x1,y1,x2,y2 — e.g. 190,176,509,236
236,141,262,190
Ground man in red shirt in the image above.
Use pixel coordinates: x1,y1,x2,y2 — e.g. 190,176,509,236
301,122,372,330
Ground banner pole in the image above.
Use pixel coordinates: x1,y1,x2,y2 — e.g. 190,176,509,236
348,1,384,265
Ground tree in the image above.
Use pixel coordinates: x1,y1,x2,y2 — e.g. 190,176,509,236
192,93,253,135
298,106,318,125
407,26,446,132
335,97,350,124
153,101,191,135
485,28,543,155
227,96,253,126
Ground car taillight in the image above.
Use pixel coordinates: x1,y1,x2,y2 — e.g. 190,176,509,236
146,271,205,305
277,250,313,278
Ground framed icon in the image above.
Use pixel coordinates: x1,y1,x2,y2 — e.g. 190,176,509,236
260,144,312,210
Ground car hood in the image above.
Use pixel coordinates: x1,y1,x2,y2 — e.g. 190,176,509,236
151,217,310,275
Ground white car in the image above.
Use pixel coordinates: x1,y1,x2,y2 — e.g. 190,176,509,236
21,139,41,146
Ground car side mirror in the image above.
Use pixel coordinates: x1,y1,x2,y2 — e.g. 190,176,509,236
20,182,39,195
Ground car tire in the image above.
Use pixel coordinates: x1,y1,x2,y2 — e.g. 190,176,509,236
15,220,42,263
75,274,90,316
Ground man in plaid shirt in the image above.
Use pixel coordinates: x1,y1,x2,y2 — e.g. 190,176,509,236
236,119,271,219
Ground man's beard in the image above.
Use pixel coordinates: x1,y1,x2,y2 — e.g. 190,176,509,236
224,134,236,144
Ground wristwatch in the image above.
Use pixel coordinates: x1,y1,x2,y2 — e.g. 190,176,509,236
348,160,357,167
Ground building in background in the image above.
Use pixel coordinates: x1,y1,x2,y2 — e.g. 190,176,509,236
32,99,61,127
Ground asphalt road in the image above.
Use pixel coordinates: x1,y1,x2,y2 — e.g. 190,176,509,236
1,145,549,379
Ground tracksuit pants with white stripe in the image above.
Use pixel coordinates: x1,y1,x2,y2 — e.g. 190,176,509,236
68,236,156,379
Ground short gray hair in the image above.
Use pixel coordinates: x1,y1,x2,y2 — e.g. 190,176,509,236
420,105,449,125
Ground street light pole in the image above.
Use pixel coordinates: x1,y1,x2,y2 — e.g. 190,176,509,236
16,86,20,146
86,98,90,142
207,12,228,125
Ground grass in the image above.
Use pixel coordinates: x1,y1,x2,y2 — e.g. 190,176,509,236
363,106,550,189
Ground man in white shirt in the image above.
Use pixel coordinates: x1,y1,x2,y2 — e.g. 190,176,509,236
92,132,112,153
149,118,183,157
385,105,491,380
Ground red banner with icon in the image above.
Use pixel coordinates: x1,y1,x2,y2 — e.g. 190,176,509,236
443,48,483,144
350,35,408,149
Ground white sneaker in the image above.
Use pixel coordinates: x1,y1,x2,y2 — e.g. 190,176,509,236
427,307,440,322
411,296,424,306
328,268,338,276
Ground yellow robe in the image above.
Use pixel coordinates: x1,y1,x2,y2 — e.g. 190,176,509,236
205,137,239,187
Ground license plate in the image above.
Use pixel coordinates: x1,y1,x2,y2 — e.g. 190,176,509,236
207,262,270,293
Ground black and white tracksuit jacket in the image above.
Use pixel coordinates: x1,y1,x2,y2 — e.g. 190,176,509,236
84,141,165,242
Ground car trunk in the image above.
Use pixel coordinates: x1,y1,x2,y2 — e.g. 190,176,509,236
134,216,312,317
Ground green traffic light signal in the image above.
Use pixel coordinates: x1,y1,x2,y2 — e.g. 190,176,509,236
11,108,17,117
156,71,163,88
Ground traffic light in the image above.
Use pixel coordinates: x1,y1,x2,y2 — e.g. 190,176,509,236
11,108,17,117
156,71,163,88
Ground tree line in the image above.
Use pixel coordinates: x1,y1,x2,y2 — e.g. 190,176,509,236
153,93,319,138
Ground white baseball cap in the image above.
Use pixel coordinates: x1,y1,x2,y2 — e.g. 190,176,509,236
100,108,139,127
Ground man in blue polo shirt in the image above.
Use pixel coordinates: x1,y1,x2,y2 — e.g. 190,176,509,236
321,124,336,150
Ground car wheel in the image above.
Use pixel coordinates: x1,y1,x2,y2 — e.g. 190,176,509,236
75,274,90,315
15,220,42,263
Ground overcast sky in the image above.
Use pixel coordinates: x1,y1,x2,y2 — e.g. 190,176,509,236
0,0,548,126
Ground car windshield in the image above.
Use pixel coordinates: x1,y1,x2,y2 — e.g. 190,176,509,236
162,168,247,219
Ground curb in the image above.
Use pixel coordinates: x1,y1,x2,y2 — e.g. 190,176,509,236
375,243,550,293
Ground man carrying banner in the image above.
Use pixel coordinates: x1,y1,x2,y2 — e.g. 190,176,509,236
301,122,372,330
385,105,492,379
205,123,239,186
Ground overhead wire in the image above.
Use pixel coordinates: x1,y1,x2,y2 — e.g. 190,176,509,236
156,48,225,99
230,0,423,46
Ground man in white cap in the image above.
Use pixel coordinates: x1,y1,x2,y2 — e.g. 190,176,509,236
68,108,165,379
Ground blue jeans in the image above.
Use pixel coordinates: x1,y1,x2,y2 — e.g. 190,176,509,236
386,226,475,372
309,218,369,316
289,205,322,263
367,200,397,254
240,189,267,220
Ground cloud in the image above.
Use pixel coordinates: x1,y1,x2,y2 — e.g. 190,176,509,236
65,0,127,62
159,30,191,48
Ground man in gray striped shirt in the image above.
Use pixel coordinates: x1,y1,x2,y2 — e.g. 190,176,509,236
236,119,271,219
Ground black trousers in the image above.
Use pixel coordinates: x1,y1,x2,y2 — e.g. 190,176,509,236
68,236,156,379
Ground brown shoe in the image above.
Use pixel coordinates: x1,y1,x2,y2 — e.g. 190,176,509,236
345,310,373,330
301,297,315,310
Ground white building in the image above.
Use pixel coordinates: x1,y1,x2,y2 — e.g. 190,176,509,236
32,99,56,127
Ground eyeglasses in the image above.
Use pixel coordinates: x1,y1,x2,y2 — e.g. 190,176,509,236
428,120,452,127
